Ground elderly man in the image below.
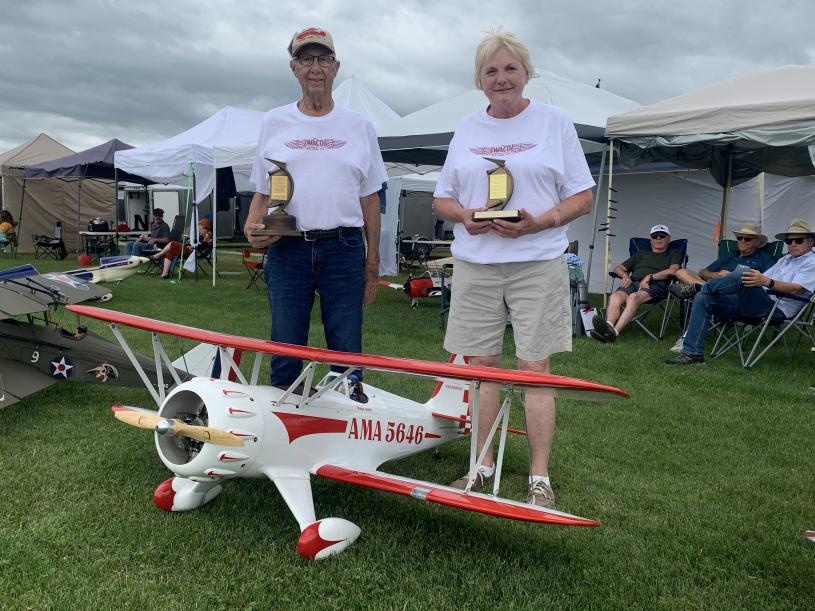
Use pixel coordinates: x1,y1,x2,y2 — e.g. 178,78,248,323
244,27,387,402
669,223,777,300
666,219,815,364
591,224,682,343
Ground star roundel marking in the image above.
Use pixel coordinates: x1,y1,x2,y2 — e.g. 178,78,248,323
50,355,75,379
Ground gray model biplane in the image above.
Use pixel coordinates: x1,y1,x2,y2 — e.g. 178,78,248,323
0,263,185,408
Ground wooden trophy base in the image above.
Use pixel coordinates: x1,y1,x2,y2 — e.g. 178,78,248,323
251,213,302,237
473,209,521,222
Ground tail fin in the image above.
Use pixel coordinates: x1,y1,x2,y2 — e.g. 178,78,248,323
172,343,242,380
424,354,471,419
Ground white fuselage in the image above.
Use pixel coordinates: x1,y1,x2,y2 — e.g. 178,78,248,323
156,377,461,482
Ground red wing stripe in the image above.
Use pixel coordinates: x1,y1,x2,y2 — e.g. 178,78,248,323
314,464,598,527
66,305,628,400
272,412,348,443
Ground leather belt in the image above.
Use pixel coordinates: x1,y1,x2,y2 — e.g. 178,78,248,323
301,227,358,241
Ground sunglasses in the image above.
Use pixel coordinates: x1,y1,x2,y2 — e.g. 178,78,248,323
784,237,809,245
735,236,755,242
651,233,668,239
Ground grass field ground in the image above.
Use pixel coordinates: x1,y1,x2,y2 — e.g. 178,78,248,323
0,253,812,609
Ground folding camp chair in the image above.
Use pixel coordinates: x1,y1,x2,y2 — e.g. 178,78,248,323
400,235,433,270
142,215,186,275
32,234,67,260
606,237,688,340
0,223,18,258
711,290,815,368
242,249,266,290
677,239,786,352
192,242,220,280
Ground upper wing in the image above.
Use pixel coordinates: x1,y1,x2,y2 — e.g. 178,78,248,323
313,464,598,527
1,269,110,319
66,305,628,401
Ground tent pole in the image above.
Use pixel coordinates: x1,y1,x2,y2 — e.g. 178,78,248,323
603,140,615,308
76,175,83,255
113,168,119,226
212,166,218,287
18,178,27,243
758,172,765,229
719,148,733,244
585,144,607,289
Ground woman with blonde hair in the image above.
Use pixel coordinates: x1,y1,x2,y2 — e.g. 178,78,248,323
432,27,594,508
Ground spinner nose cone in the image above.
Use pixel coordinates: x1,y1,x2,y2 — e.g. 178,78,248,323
156,419,177,436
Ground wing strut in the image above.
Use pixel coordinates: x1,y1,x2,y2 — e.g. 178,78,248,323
465,384,515,496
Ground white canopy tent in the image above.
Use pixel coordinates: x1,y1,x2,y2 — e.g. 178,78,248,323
333,76,400,129
114,106,266,205
377,69,640,169
599,65,815,293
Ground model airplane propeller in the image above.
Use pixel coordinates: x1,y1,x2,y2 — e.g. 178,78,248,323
112,405,245,446
68,303,629,560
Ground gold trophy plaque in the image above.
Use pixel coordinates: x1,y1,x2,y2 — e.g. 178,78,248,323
473,157,520,222
251,159,301,237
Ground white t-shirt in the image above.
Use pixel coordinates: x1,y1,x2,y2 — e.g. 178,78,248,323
251,102,387,231
434,100,595,263
765,250,815,318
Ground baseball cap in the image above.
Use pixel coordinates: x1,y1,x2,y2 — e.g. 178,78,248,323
288,27,335,57
650,224,670,236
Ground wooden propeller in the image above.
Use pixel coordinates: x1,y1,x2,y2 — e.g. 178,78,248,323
113,407,244,447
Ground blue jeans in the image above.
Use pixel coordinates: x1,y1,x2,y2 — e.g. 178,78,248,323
682,269,783,356
125,241,151,257
265,228,365,386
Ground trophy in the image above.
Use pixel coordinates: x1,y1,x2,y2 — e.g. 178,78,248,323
472,158,520,222
251,159,301,237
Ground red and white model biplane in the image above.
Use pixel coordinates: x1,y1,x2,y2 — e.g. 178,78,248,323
67,304,628,560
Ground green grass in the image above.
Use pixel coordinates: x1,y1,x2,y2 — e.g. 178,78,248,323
0,253,813,610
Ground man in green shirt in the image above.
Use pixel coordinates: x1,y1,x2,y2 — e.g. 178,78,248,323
592,224,682,343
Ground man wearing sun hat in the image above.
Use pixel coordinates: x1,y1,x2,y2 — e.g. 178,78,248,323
668,223,777,302
591,223,683,343
666,218,815,364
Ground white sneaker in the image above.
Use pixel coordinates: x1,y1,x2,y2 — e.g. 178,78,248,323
670,336,684,353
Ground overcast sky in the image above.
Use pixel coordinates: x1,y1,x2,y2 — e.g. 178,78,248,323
1,0,813,153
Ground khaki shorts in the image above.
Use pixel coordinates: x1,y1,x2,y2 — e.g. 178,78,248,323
443,258,572,361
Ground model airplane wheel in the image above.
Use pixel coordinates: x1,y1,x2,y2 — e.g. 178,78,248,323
297,518,361,560
153,476,223,512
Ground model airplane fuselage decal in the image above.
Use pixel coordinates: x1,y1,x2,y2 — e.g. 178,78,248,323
67,304,630,560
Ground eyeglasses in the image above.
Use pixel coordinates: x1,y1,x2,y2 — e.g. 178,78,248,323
784,237,809,245
651,233,668,239
296,54,334,67
736,236,755,242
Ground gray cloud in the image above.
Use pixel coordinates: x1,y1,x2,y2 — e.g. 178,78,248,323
1,0,813,152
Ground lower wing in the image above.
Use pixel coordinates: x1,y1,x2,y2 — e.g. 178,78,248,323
0,358,55,409
313,464,598,527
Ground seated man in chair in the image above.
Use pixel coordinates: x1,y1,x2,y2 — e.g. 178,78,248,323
665,218,815,365
124,208,170,257
668,223,777,300
591,224,682,343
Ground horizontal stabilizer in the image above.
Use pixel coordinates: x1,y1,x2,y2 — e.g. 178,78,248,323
431,412,526,436
313,464,598,527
